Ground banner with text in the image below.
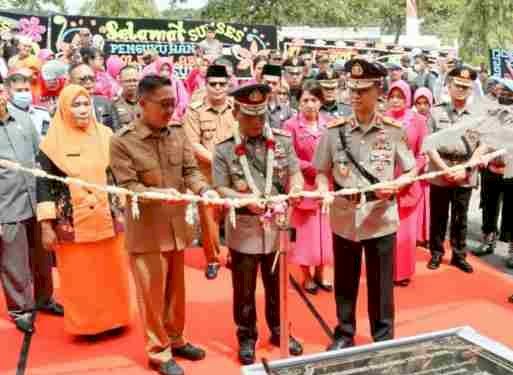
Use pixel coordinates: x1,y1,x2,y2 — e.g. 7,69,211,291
50,15,277,79
489,48,513,78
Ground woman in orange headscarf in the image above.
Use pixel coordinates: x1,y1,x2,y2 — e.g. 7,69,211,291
16,55,44,105
36,84,131,337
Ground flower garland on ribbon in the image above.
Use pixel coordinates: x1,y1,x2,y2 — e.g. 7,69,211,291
233,121,275,197
233,122,287,230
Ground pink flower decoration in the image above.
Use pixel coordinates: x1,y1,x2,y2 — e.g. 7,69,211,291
18,17,46,43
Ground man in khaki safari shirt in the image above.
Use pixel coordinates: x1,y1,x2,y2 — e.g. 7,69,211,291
183,64,234,280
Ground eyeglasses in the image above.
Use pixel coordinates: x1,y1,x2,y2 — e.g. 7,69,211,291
263,80,279,87
78,75,95,84
454,84,471,91
208,81,228,88
146,98,176,108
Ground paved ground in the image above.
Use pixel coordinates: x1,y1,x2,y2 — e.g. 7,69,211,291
466,188,513,278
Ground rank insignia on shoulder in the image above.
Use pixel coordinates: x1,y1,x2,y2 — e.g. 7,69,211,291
327,117,347,128
381,116,402,128
272,128,291,137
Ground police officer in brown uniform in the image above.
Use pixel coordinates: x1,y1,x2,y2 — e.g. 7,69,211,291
213,84,304,365
184,64,234,279
426,66,481,273
313,59,416,350
114,64,141,127
110,75,218,375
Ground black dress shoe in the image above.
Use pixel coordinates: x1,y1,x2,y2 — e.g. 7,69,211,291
427,254,442,270
172,343,206,361
205,263,220,280
313,277,333,292
450,257,474,273
303,281,318,295
505,255,513,269
14,313,34,334
238,339,256,365
326,338,354,351
39,299,64,316
149,359,184,375
270,335,303,356
472,241,495,256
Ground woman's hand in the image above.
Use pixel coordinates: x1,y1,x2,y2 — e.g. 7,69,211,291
41,221,57,251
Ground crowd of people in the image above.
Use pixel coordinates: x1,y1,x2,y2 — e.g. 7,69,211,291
1,24,513,375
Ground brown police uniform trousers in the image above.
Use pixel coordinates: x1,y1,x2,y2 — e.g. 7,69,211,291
110,119,208,364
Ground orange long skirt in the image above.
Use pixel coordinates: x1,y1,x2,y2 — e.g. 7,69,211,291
55,234,132,335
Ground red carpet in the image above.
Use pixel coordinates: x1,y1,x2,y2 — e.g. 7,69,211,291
1,247,513,375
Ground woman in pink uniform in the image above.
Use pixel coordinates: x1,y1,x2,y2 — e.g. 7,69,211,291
413,87,434,247
386,80,428,287
284,81,333,295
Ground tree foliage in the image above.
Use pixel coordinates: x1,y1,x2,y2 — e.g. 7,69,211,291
459,0,513,65
200,0,363,26
79,0,159,18
8,0,66,12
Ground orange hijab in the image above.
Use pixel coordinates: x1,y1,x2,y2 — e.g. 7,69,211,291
40,84,115,243
40,84,112,180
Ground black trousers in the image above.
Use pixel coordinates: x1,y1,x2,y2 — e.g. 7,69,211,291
333,233,395,342
480,169,504,236
230,249,280,343
500,178,513,242
429,184,472,258
27,219,54,306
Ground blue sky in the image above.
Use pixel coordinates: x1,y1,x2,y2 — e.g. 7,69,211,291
67,0,208,13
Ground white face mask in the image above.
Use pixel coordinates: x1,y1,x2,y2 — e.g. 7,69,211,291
12,91,33,109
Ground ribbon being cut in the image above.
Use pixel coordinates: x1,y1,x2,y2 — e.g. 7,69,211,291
0,147,509,227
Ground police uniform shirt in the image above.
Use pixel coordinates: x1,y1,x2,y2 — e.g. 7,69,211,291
213,130,300,254
114,96,140,128
267,101,295,129
320,101,353,118
313,114,416,241
428,101,481,187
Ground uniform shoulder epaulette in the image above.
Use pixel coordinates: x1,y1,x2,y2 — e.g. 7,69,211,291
272,128,291,137
381,116,402,129
117,123,135,136
327,117,348,128
189,99,205,110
